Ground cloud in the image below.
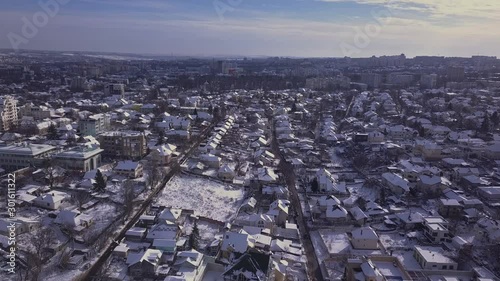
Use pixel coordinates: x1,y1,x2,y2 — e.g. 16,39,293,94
317,0,500,20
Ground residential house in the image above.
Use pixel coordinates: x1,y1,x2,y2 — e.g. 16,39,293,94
146,221,179,242
267,200,289,226
199,154,221,168
413,246,458,270
350,227,379,250
438,199,463,218
381,173,410,195
218,164,235,182
316,168,347,194
33,191,67,210
114,160,143,178
417,175,451,196
127,249,163,278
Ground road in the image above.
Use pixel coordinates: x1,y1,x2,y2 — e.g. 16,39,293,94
82,121,217,281
270,115,324,281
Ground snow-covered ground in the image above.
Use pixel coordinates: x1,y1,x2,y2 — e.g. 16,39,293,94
183,218,222,248
155,175,245,222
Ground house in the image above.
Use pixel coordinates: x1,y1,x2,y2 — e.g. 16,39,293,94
234,214,275,229
350,227,379,250
33,191,67,210
325,205,348,223
395,211,424,230
257,167,278,184
157,208,182,223
240,197,257,213
477,186,500,202
149,144,177,166
267,200,289,226
316,168,347,194
188,162,206,174
484,143,500,160
125,227,147,241
114,160,143,178
381,173,410,195
438,199,463,218
413,246,458,270
221,252,270,281
172,249,210,281
0,217,38,236
152,239,177,254
423,217,451,244
218,164,235,182
54,209,93,229
349,206,368,226
220,231,250,258
146,221,179,242
199,154,221,168
417,175,451,195
127,249,163,277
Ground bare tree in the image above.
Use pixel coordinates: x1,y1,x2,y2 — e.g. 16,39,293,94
123,180,136,221
31,227,56,262
42,159,65,189
57,247,71,270
18,250,43,281
144,156,163,189
73,190,91,212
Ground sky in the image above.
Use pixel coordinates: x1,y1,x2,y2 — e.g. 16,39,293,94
0,0,499,58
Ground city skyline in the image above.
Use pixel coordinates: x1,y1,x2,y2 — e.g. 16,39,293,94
1,0,499,58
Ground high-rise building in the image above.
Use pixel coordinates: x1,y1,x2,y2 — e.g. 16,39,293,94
0,96,18,131
70,76,88,90
78,113,111,136
360,73,382,89
104,83,125,98
388,73,414,87
420,74,438,89
99,131,147,160
446,66,465,82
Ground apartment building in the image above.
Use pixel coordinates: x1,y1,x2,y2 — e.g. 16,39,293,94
53,145,103,172
0,143,56,171
104,83,125,98
0,96,19,131
99,131,147,160
78,113,111,136
423,217,451,244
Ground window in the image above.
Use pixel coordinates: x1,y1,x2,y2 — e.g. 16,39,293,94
449,266,454,270
442,265,447,269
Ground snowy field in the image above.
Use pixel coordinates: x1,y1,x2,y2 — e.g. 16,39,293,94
155,175,245,222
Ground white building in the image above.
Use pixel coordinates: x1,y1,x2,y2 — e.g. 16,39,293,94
413,246,458,270
350,227,379,250
0,96,18,131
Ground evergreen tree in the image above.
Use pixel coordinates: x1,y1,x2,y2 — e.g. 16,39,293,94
310,178,319,193
47,123,59,140
66,134,76,146
193,108,198,115
156,130,165,146
418,124,425,137
480,114,490,133
491,111,499,128
208,105,213,115
93,169,106,193
189,220,200,250
291,102,297,112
